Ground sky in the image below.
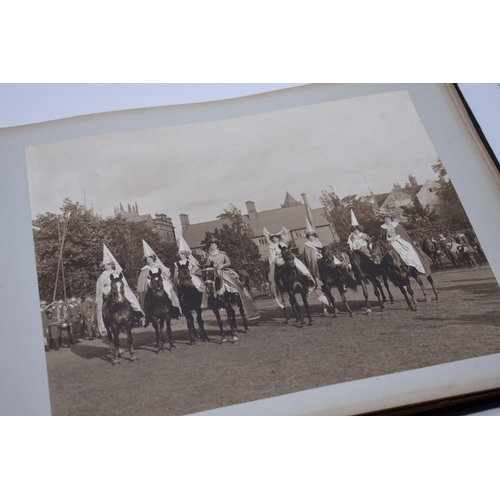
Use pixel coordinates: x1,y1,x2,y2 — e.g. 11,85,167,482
26,89,440,231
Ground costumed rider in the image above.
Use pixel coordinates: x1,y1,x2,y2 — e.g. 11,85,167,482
376,209,432,276
96,244,145,337
137,239,181,319
301,216,332,307
264,226,316,306
347,210,372,258
173,235,208,309
205,238,260,321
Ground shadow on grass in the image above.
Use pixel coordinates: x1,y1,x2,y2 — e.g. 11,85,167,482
418,309,500,329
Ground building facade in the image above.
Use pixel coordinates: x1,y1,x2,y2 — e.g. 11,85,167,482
114,203,176,242
181,192,338,260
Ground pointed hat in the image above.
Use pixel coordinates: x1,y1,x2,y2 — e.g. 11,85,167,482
178,234,191,254
142,239,156,258
305,216,317,236
102,244,123,272
350,209,359,227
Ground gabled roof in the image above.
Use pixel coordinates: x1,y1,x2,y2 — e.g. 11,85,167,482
281,191,302,208
183,204,331,248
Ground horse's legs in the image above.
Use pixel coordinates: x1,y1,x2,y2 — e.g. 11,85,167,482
282,293,289,325
126,324,137,361
412,272,427,302
371,279,385,311
236,297,249,333
397,281,415,311
382,274,395,303
165,316,174,349
336,285,353,317
427,274,439,300
186,310,197,345
289,293,304,327
196,308,209,342
225,302,238,341
301,290,313,326
212,307,226,343
322,285,339,317
110,325,120,365
405,277,418,310
360,279,371,314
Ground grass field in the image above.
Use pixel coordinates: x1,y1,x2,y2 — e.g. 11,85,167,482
46,265,500,415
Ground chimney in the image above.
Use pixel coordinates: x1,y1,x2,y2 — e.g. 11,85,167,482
301,193,314,226
245,200,257,220
179,214,190,231
409,174,418,186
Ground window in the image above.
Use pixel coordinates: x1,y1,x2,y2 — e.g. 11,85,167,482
258,238,267,245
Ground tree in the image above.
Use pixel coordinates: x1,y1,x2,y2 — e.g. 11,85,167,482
402,194,438,230
32,198,180,301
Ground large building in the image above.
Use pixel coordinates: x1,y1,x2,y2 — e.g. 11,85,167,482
373,174,440,212
181,192,338,260
114,202,176,242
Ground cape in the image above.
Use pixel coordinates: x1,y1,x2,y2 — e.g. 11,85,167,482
381,222,433,276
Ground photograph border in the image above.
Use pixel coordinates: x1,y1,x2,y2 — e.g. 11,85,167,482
2,83,500,415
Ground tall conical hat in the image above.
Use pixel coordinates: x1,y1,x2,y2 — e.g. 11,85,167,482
102,244,123,272
305,216,317,236
142,239,156,259
350,209,359,227
178,234,191,254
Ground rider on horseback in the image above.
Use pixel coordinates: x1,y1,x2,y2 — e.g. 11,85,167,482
137,240,181,320
375,209,432,277
205,239,260,321
173,235,208,309
96,244,144,336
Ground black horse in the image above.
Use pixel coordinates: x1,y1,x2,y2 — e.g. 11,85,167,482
102,273,137,365
144,268,176,351
421,236,443,270
368,238,419,311
176,262,209,344
275,245,313,327
201,266,248,343
318,247,358,317
348,247,395,314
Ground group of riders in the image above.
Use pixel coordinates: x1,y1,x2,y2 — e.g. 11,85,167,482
44,207,481,348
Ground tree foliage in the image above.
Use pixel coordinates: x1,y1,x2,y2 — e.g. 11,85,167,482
32,199,178,301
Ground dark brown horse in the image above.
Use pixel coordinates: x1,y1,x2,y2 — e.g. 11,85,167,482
176,262,209,343
275,245,313,326
201,266,248,343
102,273,137,365
144,268,175,351
318,247,358,317
348,247,395,314
369,238,419,311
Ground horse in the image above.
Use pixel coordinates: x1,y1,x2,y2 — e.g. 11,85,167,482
348,246,395,314
368,238,418,311
201,266,248,343
102,273,137,365
144,268,176,351
421,236,443,270
176,262,209,343
318,247,358,317
275,245,313,326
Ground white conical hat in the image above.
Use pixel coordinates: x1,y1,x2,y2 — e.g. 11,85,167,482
102,244,123,272
142,239,156,258
350,209,359,227
178,234,191,254
305,216,316,235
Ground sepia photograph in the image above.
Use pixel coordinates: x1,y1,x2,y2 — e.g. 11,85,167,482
25,87,500,415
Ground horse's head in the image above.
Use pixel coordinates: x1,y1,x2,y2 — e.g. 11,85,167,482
201,265,218,296
369,236,385,265
148,268,164,294
320,246,338,269
177,262,193,286
279,245,295,266
109,272,126,303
